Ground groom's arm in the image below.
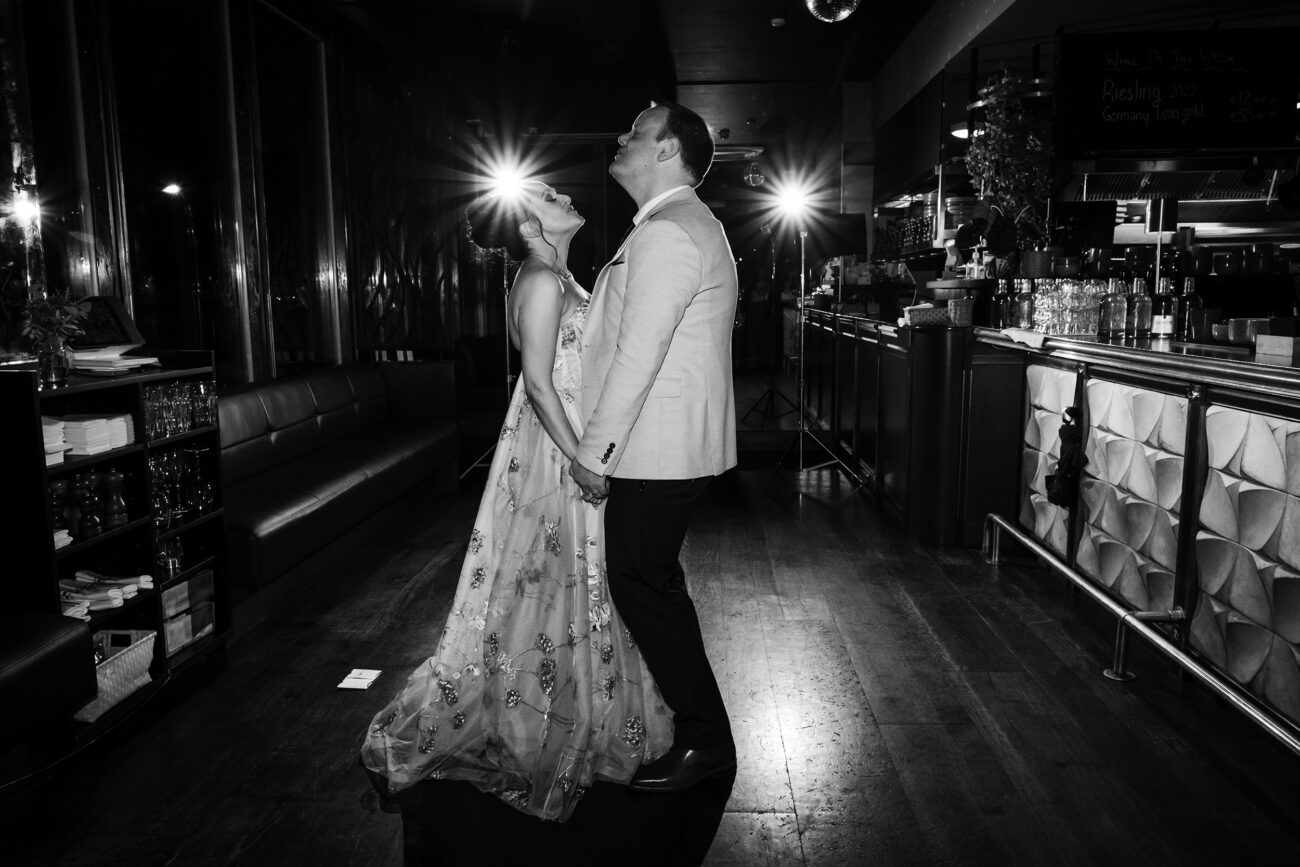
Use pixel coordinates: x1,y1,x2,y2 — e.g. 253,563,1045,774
576,219,700,477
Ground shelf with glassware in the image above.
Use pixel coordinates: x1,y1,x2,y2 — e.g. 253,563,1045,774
146,434,224,663
0,350,228,734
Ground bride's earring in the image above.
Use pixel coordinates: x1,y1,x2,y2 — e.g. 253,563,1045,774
519,219,541,239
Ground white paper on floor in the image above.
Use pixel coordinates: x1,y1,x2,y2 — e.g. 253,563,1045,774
338,668,382,689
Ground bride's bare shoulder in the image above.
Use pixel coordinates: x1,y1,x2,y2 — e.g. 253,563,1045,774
508,265,565,319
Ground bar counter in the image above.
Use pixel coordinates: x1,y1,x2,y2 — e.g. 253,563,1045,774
977,328,1300,400
804,308,1300,739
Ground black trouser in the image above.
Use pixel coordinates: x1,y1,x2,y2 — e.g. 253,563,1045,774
604,476,733,752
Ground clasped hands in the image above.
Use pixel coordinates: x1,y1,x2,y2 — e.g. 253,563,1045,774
570,460,609,506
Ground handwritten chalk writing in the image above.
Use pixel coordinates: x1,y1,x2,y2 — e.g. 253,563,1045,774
1102,79,1162,103
1229,90,1269,107
1103,50,1139,70
1102,107,1150,124
1063,31,1295,152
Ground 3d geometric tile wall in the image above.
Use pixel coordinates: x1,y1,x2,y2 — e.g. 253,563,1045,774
1074,380,1187,612
1189,405,1300,725
1020,364,1078,556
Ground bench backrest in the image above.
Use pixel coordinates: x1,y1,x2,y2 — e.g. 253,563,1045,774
219,364,389,486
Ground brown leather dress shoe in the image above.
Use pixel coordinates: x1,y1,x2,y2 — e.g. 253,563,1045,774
628,747,737,792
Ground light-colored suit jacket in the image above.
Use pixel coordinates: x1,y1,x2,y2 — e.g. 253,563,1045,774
577,187,738,480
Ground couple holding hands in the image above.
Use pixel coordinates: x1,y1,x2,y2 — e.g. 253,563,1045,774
362,102,739,822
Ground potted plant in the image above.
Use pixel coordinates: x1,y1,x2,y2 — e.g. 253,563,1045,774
962,68,1054,275
22,286,89,389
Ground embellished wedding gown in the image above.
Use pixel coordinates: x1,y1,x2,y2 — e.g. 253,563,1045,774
361,283,672,822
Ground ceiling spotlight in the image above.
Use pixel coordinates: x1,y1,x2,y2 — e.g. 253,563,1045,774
804,0,860,24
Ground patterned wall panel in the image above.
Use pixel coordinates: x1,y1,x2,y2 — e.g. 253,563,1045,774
1074,380,1187,612
1020,364,1078,555
1190,406,1300,726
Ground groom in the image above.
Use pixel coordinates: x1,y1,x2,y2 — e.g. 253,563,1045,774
570,101,738,792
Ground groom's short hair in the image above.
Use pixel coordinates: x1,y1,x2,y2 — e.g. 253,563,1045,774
653,101,714,187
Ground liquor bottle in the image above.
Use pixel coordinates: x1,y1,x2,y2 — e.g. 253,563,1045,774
1129,277,1153,339
1098,278,1128,340
1175,277,1203,341
1013,279,1035,330
1150,277,1176,339
993,278,1014,328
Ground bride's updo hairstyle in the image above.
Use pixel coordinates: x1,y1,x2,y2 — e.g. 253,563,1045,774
465,191,537,261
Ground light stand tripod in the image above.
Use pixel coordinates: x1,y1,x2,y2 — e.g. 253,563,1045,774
460,253,517,479
765,227,865,493
740,225,798,428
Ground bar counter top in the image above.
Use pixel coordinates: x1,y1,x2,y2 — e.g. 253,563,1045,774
804,309,1300,402
974,328,1300,402
801,306,1300,745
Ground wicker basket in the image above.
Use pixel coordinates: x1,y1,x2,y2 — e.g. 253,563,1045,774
74,629,155,723
903,304,950,327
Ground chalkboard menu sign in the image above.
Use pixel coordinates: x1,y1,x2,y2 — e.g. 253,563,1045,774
1056,30,1300,156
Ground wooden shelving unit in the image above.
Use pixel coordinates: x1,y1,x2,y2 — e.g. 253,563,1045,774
0,350,229,738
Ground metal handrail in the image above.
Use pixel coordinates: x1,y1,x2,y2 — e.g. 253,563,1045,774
983,513,1300,759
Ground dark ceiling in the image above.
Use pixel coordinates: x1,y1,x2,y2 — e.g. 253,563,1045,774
328,0,938,132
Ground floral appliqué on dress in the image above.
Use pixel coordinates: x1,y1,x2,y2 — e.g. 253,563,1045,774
360,290,670,823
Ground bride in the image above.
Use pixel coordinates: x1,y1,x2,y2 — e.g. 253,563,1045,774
360,181,672,822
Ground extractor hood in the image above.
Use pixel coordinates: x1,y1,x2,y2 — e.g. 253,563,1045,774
1064,167,1298,204
1056,161,1300,243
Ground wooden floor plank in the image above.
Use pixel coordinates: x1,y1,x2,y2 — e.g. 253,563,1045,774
702,811,803,866
5,463,1300,866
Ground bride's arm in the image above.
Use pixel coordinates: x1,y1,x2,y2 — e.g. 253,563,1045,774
510,270,581,462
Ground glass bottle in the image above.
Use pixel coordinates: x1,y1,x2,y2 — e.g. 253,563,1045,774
1013,279,1035,330
1129,277,1153,338
1175,277,1203,341
1098,278,1128,340
993,278,1014,328
1150,277,1176,339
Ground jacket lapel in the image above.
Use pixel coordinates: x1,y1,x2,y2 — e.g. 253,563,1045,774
588,188,698,309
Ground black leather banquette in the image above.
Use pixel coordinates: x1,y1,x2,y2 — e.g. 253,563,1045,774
218,361,458,599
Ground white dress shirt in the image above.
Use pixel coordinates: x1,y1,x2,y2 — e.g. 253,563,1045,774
632,185,692,225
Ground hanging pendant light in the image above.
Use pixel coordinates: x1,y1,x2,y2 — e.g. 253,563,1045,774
804,0,860,23
743,162,766,187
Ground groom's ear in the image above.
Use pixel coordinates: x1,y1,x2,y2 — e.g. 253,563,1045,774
655,135,680,164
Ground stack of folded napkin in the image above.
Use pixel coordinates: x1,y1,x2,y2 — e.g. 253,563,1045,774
62,599,91,621
104,413,135,448
72,569,154,593
58,570,154,620
53,529,73,549
59,583,125,612
41,417,70,466
61,416,113,456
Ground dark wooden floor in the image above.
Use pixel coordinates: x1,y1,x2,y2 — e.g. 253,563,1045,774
4,371,1300,865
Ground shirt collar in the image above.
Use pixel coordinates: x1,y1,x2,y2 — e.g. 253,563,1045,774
633,185,691,225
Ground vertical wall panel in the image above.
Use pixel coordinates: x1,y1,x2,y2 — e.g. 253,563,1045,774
1019,363,1076,555
1190,405,1300,727
1074,379,1187,611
